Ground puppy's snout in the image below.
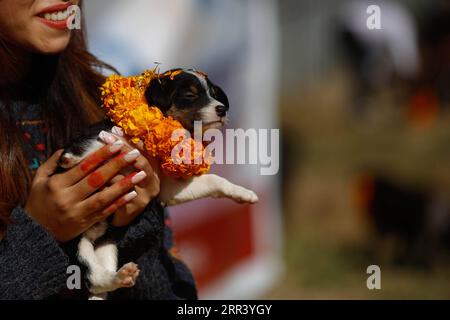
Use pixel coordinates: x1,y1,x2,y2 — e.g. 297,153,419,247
58,152,80,169
215,105,228,117
59,154,69,166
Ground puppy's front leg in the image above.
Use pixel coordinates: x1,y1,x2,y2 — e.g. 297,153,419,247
160,174,258,206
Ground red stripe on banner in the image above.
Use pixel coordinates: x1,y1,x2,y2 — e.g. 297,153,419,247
173,204,255,290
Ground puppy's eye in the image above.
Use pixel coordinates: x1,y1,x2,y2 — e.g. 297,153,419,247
183,92,198,100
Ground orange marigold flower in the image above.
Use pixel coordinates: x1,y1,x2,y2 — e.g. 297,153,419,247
100,69,211,178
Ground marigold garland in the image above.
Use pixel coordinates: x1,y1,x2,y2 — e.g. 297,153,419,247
100,69,211,178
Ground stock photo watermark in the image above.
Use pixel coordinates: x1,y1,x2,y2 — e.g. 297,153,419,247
366,265,381,290
68,263,382,291
67,265,82,290
366,4,381,30
67,5,82,30
170,121,280,176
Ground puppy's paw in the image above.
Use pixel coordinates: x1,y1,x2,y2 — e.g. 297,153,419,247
89,263,139,295
115,262,140,288
229,186,259,204
89,293,107,300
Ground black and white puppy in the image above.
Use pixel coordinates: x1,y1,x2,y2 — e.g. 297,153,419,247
59,69,258,299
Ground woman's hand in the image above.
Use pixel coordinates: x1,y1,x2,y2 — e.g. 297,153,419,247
25,138,147,242
103,130,161,227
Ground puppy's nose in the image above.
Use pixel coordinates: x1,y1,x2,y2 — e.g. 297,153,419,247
215,105,227,117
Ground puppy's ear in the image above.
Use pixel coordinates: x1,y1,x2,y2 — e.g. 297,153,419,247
145,78,172,113
208,80,229,109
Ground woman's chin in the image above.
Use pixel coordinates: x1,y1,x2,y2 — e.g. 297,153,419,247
28,25,72,54
35,37,71,55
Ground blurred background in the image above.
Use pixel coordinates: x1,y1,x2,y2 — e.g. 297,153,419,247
85,0,450,299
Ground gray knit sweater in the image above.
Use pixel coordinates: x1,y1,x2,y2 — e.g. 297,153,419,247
0,101,197,300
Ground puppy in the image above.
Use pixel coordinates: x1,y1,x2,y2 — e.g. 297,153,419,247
59,69,258,299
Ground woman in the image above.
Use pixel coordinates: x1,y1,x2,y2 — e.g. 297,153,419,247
0,0,197,299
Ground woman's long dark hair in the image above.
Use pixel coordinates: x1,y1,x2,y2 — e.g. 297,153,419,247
0,2,117,238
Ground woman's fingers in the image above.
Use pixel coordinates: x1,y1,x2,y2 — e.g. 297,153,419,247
74,148,143,200
133,156,154,185
56,139,124,187
99,191,138,217
81,170,147,220
109,174,125,185
111,126,124,137
34,150,64,181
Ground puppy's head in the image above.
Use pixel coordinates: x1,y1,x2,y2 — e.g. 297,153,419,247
145,69,229,132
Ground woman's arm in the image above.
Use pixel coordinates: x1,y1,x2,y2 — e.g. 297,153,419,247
0,207,70,300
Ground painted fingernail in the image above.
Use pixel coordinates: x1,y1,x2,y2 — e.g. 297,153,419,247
112,126,124,137
109,139,124,153
131,171,147,184
124,149,140,162
124,190,138,202
98,131,116,144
